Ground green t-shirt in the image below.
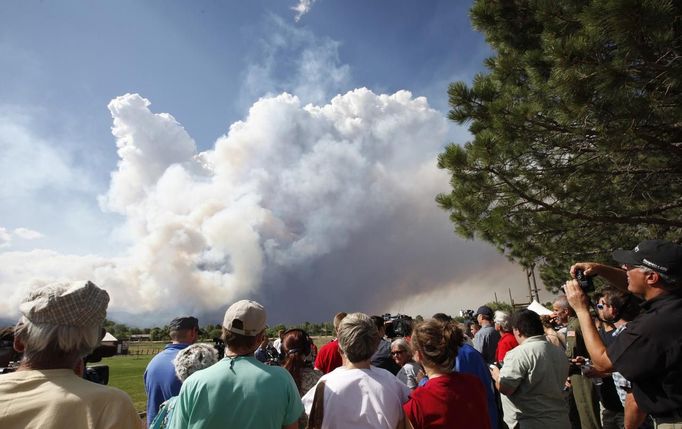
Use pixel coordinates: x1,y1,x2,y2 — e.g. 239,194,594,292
169,356,304,429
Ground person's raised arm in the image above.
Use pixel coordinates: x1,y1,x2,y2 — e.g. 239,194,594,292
564,280,613,372
570,262,628,291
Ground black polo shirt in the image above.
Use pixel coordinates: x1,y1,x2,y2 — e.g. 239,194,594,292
607,292,682,417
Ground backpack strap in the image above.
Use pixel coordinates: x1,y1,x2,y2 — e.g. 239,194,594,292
306,380,326,429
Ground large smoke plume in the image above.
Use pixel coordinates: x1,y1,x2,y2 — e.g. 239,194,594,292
0,89,534,325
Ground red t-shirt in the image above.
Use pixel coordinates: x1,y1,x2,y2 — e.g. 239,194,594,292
314,339,342,374
496,332,518,363
403,372,491,429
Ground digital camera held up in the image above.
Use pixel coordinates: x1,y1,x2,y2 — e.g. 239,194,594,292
575,269,594,292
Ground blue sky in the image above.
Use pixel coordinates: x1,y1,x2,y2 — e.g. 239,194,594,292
0,1,547,325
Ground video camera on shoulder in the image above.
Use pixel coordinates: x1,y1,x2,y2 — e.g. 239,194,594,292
382,314,413,339
84,343,117,385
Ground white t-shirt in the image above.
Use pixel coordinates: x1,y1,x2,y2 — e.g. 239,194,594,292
302,365,410,429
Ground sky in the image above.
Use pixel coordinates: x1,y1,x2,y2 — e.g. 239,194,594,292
0,0,554,326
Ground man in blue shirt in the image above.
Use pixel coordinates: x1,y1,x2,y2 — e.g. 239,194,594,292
144,316,199,427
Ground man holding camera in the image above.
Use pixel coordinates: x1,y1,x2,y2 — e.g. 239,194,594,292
565,239,682,429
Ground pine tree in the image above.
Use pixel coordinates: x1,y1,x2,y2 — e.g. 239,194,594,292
438,0,682,289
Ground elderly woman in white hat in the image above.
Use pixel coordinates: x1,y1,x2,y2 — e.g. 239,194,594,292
0,281,140,428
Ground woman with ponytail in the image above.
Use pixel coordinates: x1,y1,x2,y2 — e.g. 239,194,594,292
281,329,322,397
281,329,322,428
403,319,491,429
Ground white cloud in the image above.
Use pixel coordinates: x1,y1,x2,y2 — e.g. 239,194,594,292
0,227,10,248
292,0,317,22
241,14,350,107
0,249,113,318
0,89,534,324
0,109,89,199
13,228,44,240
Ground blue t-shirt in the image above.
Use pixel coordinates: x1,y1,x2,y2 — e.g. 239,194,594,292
170,356,304,429
456,343,499,429
144,343,190,426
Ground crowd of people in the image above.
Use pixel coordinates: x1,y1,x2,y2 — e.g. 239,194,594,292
0,239,680,429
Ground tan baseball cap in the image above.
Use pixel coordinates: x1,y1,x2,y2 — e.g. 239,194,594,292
19,281,109,327
222,300,267,336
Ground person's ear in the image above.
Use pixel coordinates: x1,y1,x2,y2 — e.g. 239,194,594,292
13,335,25,353
646,270,660,285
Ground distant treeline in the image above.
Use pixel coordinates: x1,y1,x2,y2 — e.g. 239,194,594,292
103,319,337,341
104,301,523,341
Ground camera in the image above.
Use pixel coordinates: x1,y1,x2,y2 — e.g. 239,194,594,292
575,269,594,292
382,314,413,339
213,337,226,360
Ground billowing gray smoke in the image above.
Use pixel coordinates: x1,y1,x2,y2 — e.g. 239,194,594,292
0,89,531,325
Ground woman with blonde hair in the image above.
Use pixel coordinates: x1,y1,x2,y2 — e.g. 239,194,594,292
403,319,491,429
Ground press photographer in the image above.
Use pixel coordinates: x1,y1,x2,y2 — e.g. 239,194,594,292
564,239,682,428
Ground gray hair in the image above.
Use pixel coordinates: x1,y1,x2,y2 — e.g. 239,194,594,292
173,343,219,381
391,338,413,359
337,313,379,363
14,316,101,361
494,311,511,332
636,266,678,289
553,295,569,309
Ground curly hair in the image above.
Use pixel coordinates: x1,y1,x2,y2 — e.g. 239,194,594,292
173,343,219,381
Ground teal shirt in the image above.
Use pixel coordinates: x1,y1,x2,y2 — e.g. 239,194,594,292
169,356,304,429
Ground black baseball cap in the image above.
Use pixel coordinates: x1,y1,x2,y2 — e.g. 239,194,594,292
612,240,682,279
475,305,494,318
169,316,199,331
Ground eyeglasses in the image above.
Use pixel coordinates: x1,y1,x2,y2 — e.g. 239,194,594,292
596,304,605,310
391,350,405,356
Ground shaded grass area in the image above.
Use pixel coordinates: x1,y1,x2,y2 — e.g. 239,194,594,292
98,355,153,412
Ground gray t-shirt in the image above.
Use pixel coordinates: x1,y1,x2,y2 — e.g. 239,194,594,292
473,325,500,364
396,360,421,389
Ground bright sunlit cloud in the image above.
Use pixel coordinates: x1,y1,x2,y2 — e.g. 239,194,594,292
292,0,317,22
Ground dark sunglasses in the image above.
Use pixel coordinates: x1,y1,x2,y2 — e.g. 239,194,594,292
391,350,405,356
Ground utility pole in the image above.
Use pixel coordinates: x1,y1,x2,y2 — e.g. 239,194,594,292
525,267,534,303
530,263,540,302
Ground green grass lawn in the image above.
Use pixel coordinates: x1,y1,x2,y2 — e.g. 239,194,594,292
98,355,152,412
98,337,335,414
